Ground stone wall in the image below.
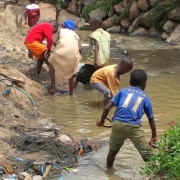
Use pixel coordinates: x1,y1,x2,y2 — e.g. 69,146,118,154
65,0,180,45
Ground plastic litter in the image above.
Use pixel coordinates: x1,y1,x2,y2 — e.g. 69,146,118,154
58,174,64,180
15,157,24,162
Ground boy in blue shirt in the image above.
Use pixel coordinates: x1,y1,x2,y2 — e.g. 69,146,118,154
96,69,157,168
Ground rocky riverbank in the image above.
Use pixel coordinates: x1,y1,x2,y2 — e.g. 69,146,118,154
61,0,180,45
0,2,101,179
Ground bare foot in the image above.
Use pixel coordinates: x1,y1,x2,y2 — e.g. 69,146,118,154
47,86,57,94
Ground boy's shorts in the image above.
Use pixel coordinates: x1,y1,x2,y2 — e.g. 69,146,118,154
75,64,95,84
110,120,153,161
25,41,46,60
90,83,111,100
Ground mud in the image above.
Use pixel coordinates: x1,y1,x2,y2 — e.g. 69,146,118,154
5,126,78,167
0,2,123,179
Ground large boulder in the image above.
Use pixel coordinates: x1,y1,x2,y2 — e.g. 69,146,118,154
88,8,107,20
129,2,141,21
67,0,79,15
163,20,178,34
166,24,180,45
129,27,149,36
168,7,180,22
137,0,150,12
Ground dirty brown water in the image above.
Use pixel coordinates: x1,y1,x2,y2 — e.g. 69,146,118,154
40,32,180,180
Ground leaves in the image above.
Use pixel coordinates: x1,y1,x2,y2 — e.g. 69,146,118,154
56,0,64,11
140,122,180,179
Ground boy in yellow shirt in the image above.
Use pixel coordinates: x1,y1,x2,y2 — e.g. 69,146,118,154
90,57,133,106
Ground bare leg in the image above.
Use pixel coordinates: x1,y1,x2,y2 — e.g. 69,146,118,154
69,76,74,95
40,53,56,93
107,150,118,168
28,50,33,59
36,58,43,76
73,79,79,89
48,63,56,91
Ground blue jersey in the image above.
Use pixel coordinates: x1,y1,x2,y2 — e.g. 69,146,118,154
111,86,153,125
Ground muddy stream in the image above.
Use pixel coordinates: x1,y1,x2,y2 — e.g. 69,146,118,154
39,32,180,180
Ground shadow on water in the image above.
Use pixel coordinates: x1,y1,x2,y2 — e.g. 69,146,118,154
40,34,180,179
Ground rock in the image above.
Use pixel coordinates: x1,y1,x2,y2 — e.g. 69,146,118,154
168,7,180,22
114,3,124,15
102,16,116,29
129,27,149,36
166,24,180,45
58,9,81,26
137,0,150,12
121,18,131,29
67,0,79,15
163,20,178,34
88,8,106,20
107,26,121,33
129,2,141,21
161,32,169,40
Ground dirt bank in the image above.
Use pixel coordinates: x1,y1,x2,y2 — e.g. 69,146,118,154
0,2,98,179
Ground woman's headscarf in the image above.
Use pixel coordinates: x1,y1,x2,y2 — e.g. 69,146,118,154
62,19,76,30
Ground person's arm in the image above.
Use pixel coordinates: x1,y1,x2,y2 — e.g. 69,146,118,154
52,30,60,47
78,40,82,54
148,117,157,147
96,101,114,126
44,25,53,51
91,38,99,69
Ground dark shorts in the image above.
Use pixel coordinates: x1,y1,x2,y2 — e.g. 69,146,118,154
75,64,95,84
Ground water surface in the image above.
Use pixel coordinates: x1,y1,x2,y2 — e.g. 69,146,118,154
40,33,180,179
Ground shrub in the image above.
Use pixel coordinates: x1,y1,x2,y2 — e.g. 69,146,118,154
82,0,121,21
140,121,180,179
145,0,179,31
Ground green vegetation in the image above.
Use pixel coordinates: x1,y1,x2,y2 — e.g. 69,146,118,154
82,0,121,21
140,121,180,179
55,0,64,20
145,0,179,31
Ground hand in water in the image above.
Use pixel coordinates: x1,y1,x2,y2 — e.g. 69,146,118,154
96,119,104,126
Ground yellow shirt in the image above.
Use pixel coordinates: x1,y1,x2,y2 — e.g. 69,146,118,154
90,64,120,96
86,28,110,67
